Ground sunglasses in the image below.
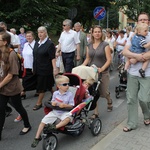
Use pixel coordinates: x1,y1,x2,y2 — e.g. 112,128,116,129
59,83,70,86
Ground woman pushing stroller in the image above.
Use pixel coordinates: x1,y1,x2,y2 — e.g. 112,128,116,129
82,25,113,118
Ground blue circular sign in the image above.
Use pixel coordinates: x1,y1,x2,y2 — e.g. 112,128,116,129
93,6,106,20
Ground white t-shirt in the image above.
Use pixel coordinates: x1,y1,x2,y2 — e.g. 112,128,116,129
126,32,150,77
22,40,35,69
58,29,80,53
116,35,127,52
13,34,20,52
7,31,16,45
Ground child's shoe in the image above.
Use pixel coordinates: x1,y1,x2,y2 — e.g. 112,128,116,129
31,136,42,148
139,69,145,78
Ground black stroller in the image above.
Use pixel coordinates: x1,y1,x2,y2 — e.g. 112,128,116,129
115,63,127,98
42,73,102,150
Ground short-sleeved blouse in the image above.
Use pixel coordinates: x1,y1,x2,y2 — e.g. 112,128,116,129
0,50,23,96
88,41,109,71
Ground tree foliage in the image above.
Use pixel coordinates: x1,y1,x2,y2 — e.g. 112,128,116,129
116,0,150,21
0,0,118,34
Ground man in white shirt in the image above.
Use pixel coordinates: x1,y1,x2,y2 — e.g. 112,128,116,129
10,28,21,53
0,22,16,46
56,19,80,73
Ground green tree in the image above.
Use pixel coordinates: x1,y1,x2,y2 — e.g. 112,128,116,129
0,0,118,34
116,0,150,21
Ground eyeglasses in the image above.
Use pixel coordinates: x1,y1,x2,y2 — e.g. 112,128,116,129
138,19,149,22
59,83,70,86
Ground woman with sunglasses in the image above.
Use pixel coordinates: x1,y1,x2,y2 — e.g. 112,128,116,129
82,25,112,118
0,32,31,140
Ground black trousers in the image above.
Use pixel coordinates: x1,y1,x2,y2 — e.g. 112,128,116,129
0,94,31,136
22,69,37,91
62,51,75,73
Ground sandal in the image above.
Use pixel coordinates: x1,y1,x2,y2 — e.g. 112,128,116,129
33,104,42,111
107,99,113,112
144,120,150,126
139,69,145,78
31,136,42,148
90,114,99,119
123,127,132,132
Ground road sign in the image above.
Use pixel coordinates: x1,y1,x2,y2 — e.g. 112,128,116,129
93,6,106,20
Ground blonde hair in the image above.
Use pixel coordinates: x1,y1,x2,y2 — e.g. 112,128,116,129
55,75,69,85
83,78,95,87
136,23,148,33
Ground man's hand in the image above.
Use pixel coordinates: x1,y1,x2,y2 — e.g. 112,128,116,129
136,53,145,62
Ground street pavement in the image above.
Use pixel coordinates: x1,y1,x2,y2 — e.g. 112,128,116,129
1,66,146,150
91,106,150,150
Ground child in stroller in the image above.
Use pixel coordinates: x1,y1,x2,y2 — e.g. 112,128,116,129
31,75,74,148
115,63,127,98
32,73,102,150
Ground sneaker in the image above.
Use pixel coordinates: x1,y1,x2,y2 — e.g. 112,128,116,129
31,136,42,148
14,115,22,122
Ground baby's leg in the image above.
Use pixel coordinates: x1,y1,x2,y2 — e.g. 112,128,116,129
124,58,130,70
141,60,149,71
129,58,137,64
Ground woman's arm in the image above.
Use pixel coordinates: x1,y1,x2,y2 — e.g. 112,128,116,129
82,47,90,66
0,73,13,88
98,45,112,73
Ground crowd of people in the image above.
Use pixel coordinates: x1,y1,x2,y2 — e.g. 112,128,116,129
0,12,150,146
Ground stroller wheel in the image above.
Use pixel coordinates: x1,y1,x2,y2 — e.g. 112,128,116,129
116,92,120,99
43,134,58,150
90,118,102,136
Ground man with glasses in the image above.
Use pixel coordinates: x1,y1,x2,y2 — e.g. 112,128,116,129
56,19,80,73
123,12,150,132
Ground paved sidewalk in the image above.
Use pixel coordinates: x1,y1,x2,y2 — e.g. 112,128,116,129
91,109,150,150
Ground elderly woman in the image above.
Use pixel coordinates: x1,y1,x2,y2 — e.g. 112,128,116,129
82,25,112,118
33,26,58,110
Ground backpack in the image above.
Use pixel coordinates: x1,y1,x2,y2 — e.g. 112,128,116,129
9,49,24,78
